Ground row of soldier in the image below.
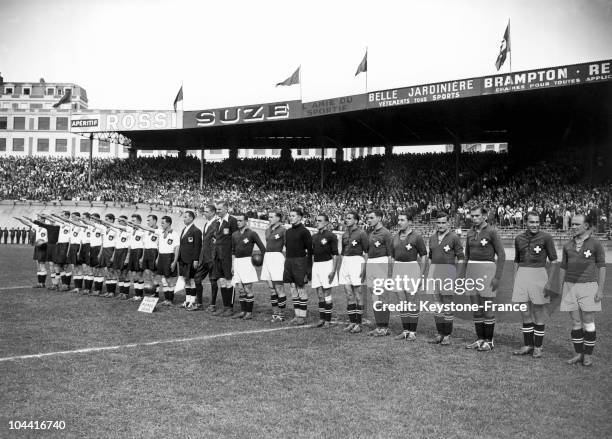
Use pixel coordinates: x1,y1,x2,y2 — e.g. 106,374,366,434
0,226,31,244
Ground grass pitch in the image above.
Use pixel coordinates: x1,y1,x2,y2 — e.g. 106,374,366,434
1,245,611,438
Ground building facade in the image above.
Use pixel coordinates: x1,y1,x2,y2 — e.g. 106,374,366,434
0,78,129,158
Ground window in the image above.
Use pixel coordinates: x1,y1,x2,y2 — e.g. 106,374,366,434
56,117,68,130
37,138,49,152
485,144,495,151
56,88,62,96
46,88,55,95
99,140,110,153
30,103,43,110
24,88,31,95
55,139,68,152
38,117,50,130
12,138,24,151
271,149,280,155
4,87,13,95
0,117,6,129
13,117,25,130
253,149,266,156
0,138,6,151
80,138,91,153
209,149,222,154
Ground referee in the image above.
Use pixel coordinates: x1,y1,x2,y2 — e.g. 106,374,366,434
212,202,239,317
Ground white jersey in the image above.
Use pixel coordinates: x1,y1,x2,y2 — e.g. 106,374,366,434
130,227,145,250
69,226,81,245
144,228,160,250
115,226,131,250
102,225,117,249
90,225,104,247
34,225,48,244
76,226,89,245
158,230,180,254
81,225,93,245
57,223,71,244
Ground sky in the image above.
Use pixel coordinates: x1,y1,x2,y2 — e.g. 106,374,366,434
1,0,611,111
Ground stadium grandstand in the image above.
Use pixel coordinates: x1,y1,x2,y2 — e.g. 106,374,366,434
0,150,610,242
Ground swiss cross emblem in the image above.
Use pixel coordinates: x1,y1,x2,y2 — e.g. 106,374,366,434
374,241,381,247
73,232,78,237
533,246,542,254
584,250,592,258
188,236,193,243
108,235,114,241
86,232,91,237
243,238,249,244
167,239,173,245
121,237,127,242
63,229,69,234
443,244,451,252
135,236,141,241
480,238,488,246
274,233,280,240
405,243,412,251
151,236,157,242
351,240,357,246
321,238,327,245
41,232,46,237
95,232,101,238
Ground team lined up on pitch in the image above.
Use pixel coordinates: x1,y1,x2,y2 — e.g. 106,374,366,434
16,204,605,367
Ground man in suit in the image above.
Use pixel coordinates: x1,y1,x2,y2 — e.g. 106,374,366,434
177,210,202,309
190,204,220,312
212,201,239,316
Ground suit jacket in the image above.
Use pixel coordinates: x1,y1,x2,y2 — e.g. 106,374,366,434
213,215,238,258
178,224,202,264
199,218,220,264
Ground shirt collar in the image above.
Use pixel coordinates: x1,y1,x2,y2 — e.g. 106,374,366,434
436,229,450,240
221,213,229,222
473,222,487,232
399,228,413,238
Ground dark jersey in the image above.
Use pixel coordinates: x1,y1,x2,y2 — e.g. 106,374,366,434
514,230,557,268
312,229,339,262
392,230,427,262
368,226,393,258
231,228,265,258
342,226,368,256
265,223,286,252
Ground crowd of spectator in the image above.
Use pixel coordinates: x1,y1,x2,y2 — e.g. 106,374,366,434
0,151,610,233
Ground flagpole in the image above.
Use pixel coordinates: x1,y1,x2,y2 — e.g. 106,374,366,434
365,46,368,93
181,81,184,111
299,65,303,102
508,19,512,73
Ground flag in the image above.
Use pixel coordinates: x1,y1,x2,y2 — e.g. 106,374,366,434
173,85,183,111
355,50,367,76
495,21,511,71
276,66,300,87
53,89,72,108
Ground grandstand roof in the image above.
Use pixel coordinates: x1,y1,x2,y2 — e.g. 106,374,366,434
106,59,612,151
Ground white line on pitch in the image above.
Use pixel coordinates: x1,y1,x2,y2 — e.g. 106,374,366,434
0,286,33,291
0,326,310,363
